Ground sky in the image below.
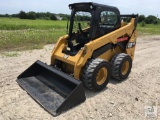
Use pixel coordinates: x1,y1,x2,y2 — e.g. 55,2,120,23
0,0,159,17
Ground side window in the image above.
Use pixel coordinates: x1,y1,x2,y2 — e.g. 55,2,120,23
100,11,117,28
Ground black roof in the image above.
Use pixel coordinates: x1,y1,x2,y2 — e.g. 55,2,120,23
69,2,119,11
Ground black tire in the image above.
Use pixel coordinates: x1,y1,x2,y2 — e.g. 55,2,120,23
111,53,132,81
81,58,111,91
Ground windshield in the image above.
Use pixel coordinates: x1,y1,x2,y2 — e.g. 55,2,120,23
67,10,92,51
72,11,91,33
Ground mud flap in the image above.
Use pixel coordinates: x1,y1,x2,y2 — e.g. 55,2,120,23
16,60,86,116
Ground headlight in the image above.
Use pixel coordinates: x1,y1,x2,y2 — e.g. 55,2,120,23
127,42,136,48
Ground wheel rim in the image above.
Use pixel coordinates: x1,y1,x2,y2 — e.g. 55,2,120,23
121,61,129,75
96,67,108,85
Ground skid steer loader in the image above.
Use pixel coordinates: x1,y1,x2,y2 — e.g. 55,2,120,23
17,2,138,116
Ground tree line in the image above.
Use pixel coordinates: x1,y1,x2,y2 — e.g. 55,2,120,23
0,11,159,24
122,15,159,24
0,11,70,20
138,15,159,25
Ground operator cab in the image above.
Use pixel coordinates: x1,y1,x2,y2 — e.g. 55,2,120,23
66,2,121,55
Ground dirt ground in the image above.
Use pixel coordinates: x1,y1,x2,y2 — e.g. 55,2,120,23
0,35,160,120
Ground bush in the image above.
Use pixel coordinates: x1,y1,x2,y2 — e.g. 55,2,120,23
141,21,146,27
153,20,158,25
44,17,50,20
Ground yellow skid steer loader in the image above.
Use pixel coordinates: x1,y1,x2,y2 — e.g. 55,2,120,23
17,2,138,116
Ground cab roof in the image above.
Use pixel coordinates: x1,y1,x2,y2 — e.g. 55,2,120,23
69,2,119,12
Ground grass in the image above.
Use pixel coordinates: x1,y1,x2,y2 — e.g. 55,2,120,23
137,23,160,35
0,17,66,30
0,17,66,52
0,29,65,51
0,17,160,52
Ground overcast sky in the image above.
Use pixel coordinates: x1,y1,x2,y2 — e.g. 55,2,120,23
0,0,159,17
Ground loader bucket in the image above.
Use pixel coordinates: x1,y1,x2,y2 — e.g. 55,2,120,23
16,60,86,116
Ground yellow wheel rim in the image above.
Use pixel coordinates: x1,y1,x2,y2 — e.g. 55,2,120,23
96,67,108,85
121,61,129,75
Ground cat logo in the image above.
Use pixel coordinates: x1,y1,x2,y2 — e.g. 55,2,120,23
64,54,69,59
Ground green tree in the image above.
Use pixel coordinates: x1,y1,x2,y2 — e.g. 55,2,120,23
138,15,145,22
46,12,51,17
27,11,36,20
50,14,57,20
19,11,27,19
11,14,19,18
5,14,9,17
145,15,157,24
